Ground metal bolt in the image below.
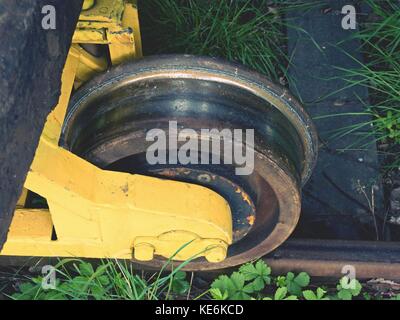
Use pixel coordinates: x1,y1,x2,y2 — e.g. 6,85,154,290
205,245,227,263
134,243,155,261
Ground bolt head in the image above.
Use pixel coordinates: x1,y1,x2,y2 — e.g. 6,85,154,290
205,245,227,263
134,243,155,261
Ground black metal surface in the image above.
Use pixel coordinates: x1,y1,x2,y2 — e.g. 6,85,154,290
60,55,318,270
0,0,83,251
286,0,384,239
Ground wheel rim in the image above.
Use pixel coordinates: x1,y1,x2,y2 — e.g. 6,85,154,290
60,55,317,270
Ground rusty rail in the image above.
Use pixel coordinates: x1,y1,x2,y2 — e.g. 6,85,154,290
1,239,400,280
263,239,400,280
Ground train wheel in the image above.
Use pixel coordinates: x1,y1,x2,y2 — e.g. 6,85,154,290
60,55,317,270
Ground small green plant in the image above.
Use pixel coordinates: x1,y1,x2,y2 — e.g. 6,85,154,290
209,287,229,300
336,276,362,300
168,271,190,296
10,240,198,302
209,260,272,300
302,288,329,300
263,287,297,300
210,261,330,300
11,259,192,300
12,258,400,301
239,260,272,290
209,260,373,300
279,272,310,297
376,110,400,144
210,272,255,300
12,261,116,300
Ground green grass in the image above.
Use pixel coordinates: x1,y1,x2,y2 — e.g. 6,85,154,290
9,241,204,300
140,0,313,80
320,0,400,167
9,259,191,300
354,0,400,155
10,258,400,300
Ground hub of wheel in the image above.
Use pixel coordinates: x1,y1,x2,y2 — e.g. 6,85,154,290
60,55,318,270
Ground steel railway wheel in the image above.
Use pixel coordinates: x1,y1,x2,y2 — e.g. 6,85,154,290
60,55,317,270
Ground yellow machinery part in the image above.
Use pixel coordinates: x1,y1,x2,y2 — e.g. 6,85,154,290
82,0,96,11
73,0,143,64
1,0,233,263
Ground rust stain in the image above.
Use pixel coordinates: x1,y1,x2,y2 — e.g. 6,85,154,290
235,187,252,206
121,183,128,193
247,215,256,226
157,169,177,177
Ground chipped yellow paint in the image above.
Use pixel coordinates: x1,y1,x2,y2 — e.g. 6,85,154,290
73,0,142,64
235,186,252,206
72,44,108,88
246,215,256,226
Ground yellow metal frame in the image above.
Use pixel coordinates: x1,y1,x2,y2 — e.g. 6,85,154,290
0,0,232,263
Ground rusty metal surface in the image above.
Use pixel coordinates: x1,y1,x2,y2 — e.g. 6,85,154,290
263,239,400,280
3,239,400,280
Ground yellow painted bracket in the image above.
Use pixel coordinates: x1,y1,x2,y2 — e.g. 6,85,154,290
73,0,143,64
0,0,232,263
